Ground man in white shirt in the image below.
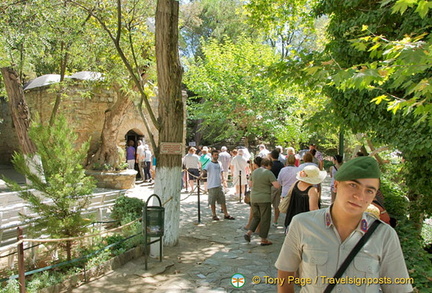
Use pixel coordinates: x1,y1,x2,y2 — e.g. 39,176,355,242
230,149,249,199
258,144,271,158
183,147,201,192
135,140,145,181
218,146,231,191
201,150,235,221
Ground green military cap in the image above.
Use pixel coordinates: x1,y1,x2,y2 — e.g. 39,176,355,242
335,156,381,181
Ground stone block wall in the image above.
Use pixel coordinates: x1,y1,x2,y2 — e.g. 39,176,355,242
0,81,159,164
85,169,138,189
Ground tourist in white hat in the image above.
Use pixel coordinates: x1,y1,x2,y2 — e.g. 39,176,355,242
283,165,327,230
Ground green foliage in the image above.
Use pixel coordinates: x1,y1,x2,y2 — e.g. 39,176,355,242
422,223,432,246
0,0,104,82
0,230,143,291
328,33,432,125
396,218,432,291
379,168,409,221
379,169,432,291
309,0,432,124
27,271,64,293
69,0,157,86
0,279,19,293
84,249,112,269
180,0,256,58
7,115,96,247
92,162,129,172
388,0,432,17
111,195,145,224
244,0,322,58
306,0,432,222
104,234,128,255
184,36,305,145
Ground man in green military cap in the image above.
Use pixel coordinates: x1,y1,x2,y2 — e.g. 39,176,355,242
275,156,413,293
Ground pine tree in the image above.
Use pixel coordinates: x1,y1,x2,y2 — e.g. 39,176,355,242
8,115,96,260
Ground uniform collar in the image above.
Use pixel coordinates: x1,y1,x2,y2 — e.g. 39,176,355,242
325,206,371,234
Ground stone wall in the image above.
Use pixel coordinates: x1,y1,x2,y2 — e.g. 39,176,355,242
85,169,138,189
0,80,159,164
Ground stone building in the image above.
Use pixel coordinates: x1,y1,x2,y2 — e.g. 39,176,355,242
0,78,158,165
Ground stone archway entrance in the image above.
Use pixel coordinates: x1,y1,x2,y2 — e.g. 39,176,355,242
125,129,144,147
125,129,144,180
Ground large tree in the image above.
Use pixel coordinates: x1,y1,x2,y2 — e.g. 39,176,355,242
69,0,158,170
0,1,99,123
179,0,256,58
0,0,136,171
153,0,184,246
1,0,185,245
184,36,306,147
1,67,36,156
244,0,323,59
71,0,184,245
308,0,432,223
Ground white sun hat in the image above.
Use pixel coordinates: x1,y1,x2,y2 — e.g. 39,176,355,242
296,165,327,185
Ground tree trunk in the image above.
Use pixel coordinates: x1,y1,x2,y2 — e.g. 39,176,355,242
89,88,133,169
1,67,37,155
154,0,184,246
366,139,385,165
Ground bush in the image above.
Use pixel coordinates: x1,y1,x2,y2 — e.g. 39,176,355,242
111,195,145,224
380,169,432,292
396,219,432,292
27,271,63,292
0,279,19,293
380,177,409,222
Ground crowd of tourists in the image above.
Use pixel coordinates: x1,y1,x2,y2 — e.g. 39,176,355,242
181,144,412,293
125,141,412,292
182,143,327,231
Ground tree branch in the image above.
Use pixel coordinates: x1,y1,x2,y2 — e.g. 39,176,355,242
69,0,160,130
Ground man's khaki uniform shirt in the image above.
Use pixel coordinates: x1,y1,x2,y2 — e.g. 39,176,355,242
275,207,413,292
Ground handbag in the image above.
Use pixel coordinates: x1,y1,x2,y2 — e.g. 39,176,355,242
244,181,251,204
244,189,250,204
278,181,297,213
324,220,382,293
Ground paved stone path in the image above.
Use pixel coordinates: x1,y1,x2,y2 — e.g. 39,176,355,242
70,176,332,293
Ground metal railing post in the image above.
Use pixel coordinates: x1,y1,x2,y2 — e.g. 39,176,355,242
197,178,201,223
17,227,25,293
238,171,242,203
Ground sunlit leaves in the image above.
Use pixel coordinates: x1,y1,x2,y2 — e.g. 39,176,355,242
311,0,432,236
371,94,390,104
184,36,301,144
0,0,156,88
392,0,419,14
389,0,432,18
310,30,432,124
179,0,254,58
244,0,322,58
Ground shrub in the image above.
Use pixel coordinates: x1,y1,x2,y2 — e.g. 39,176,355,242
381,168,432,292
0,279,19,293
111,195,145,224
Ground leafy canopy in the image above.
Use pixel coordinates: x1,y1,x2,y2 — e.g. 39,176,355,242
244,0,324,58
306,0,432,222
184,36,303,145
